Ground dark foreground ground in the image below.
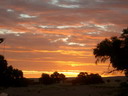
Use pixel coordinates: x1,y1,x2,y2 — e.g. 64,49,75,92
0,83,127,96
0,76,128,96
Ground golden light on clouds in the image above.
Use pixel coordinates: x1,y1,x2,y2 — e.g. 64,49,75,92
55,61,97,67
33,50,86,56
0,0,127,78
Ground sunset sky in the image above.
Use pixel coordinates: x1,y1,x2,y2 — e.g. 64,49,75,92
0,0,128,78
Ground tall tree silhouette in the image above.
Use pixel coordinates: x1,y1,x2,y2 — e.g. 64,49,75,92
0,55,26,86
93,28,128,76
0,55,8,86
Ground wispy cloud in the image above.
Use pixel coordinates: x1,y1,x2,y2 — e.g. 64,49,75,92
0,0,127,77
19,14,37,19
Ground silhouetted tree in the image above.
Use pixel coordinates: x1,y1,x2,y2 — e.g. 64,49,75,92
13,69,23,79
51,71,61,83
39,72,66,85
59,73,66,83
39,73,53,85
93,28,128,76
76,72,88,84
88,73,104,84
0,55,27,87
0,55,8,86
51,71,66,83
73,72,104,85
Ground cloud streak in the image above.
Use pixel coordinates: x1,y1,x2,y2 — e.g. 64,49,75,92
0,0,127,77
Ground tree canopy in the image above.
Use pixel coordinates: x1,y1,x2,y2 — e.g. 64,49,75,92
0,55,27,87
93,28,128,76
72,72,104,85
39,71,66,85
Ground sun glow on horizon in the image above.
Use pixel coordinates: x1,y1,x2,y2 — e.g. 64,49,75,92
23,70,124,78
23,70,82,78
23,70,125,78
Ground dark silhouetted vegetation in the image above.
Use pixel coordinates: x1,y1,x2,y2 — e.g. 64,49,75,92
0,55,28,87
93,28,128,76
39,71,66,85
72,72,104,85
51,71,66,83
39,73,53,85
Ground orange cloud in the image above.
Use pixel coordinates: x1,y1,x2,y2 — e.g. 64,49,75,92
0,0,127,78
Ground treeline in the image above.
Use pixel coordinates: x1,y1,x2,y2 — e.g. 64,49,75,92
0,55,104,87
39,71,104,85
